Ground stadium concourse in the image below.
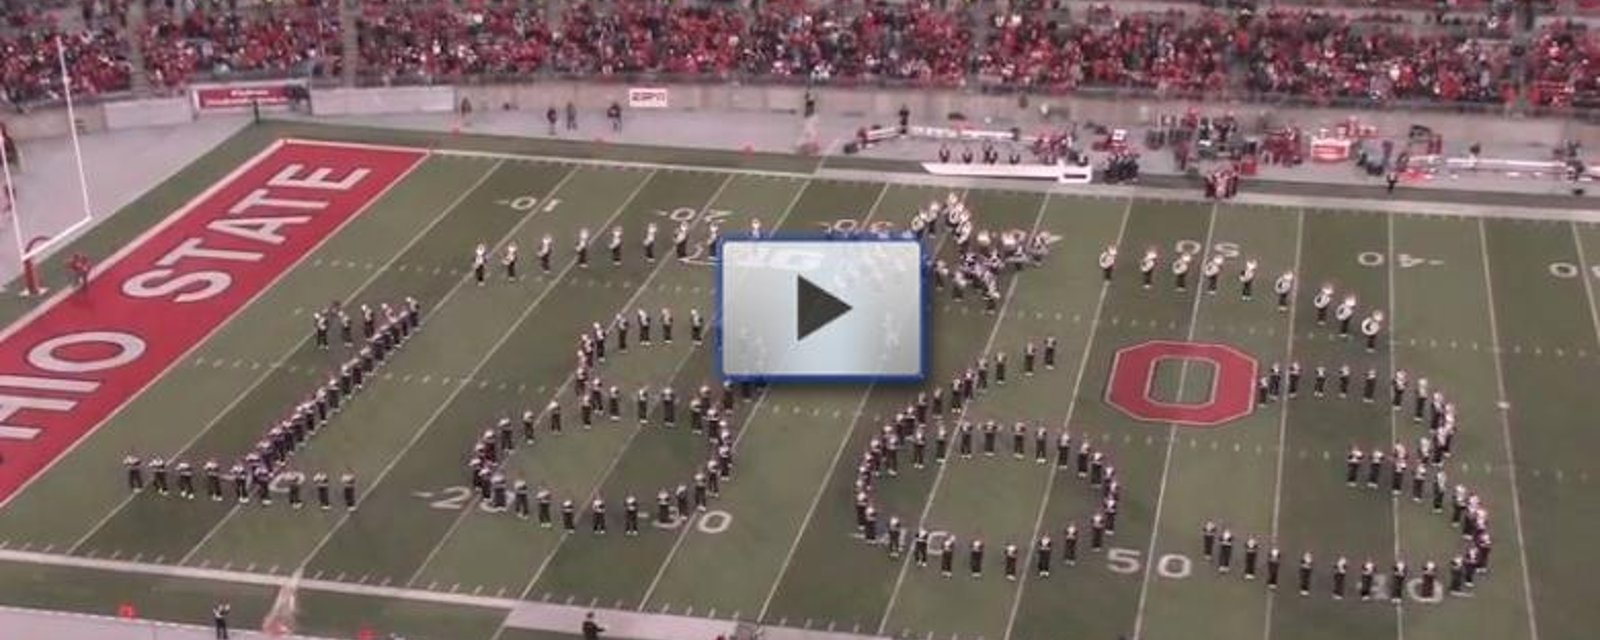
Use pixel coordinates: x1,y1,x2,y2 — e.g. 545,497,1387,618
2,0,1600,109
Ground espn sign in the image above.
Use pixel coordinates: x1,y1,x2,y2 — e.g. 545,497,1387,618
627,87,670,109
192,81,304,113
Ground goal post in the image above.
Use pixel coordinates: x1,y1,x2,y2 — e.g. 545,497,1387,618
3,35,98,297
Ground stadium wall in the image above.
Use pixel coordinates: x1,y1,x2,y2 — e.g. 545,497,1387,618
3,81,1598,152
408,81,1600,152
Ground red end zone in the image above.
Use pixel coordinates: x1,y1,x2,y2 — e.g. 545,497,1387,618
0,140,424,502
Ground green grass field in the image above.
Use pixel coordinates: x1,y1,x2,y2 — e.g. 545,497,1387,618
0,122,1593,640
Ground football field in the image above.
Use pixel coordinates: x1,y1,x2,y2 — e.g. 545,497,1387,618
0,123,1592,640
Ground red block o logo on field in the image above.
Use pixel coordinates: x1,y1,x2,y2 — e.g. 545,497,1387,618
1106,340,1257,426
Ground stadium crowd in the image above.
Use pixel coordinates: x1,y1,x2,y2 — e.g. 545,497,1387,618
139,2,342,88
1,24,132,107
2,0,1598,110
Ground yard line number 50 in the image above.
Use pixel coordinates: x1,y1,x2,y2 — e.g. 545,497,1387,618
1105,547,1441,603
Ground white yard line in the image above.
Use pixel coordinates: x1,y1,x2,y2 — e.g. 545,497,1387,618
406,172,741,589
488,178,821,640
290,170,660,577
180,163,579,568
1129,202,1219,640
638,181,872,611
1573,224,1600,353
1001,197,1133,640
1260,209,1306,640
1385,211,1405,640
64,153,473,555
1472,219,1544,640
741,183,910,623
753,382,875,622
876,192,1052,635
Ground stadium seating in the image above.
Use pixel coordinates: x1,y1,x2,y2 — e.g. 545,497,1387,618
0,25,133,107
0,0,1594,112
139,3,342,88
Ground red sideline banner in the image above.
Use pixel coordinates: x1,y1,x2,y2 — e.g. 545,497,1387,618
627,87,670,109
192,80,304,112
0,140,425,502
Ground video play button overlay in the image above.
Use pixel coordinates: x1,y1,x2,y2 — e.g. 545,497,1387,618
718,237,925,382
796,275,852,341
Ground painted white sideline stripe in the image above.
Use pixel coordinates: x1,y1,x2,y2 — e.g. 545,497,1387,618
0,550,892,640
